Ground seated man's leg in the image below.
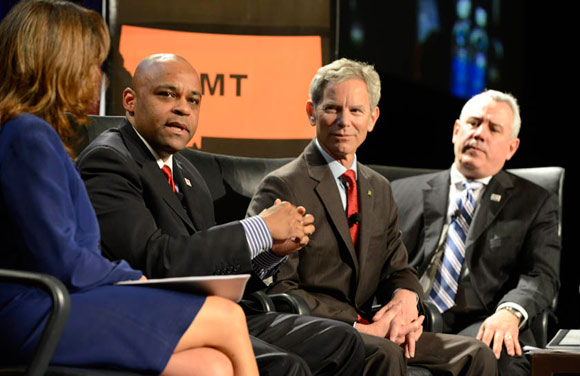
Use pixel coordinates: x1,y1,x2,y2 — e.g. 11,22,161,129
247,312,365,376
251,336,311,376
457,320,531,376
358,332,407,376
410,332,498,376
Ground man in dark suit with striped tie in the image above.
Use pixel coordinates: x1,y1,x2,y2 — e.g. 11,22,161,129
391,90,560,375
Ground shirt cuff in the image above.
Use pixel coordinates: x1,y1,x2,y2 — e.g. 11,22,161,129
497,302,529,329
252,250,288,279
240,216,273,258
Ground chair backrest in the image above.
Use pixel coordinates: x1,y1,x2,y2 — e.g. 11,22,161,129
178,150,445,224
178,148,567,233
71,114,125,156
497,167,564,343
507,167,565,236
180,148,293,224
380,165,565,235
78,116,565,235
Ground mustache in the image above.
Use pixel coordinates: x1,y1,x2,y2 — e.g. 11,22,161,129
463,139,486,153
165,121,189,133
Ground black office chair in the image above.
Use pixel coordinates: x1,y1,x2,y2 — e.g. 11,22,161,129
507,167,564,347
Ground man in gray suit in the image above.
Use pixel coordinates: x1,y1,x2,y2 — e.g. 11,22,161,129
248,58,497,376
390,90,560,375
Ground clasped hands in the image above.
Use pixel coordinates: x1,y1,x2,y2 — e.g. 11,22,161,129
356,289,425,359
476,309,522,359
260,199,315,256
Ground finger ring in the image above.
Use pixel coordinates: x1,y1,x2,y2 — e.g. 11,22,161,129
504,334,512,339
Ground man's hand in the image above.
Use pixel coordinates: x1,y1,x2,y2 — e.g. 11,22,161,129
372,289,423,358
476,309,522,359
403,317,424,359
260,199,315,256
375,289,419,325
355,302,403,339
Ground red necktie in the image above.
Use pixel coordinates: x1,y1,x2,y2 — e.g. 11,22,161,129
342,170,359,246
161,165,176,193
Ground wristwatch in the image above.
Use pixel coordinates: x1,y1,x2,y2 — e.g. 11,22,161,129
500,306,523,322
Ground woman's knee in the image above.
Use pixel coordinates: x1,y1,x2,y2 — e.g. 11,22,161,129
203,296,246,329
196,348,234,376
163,347,234,376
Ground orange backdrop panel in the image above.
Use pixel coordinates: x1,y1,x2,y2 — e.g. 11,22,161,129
119,25,321,148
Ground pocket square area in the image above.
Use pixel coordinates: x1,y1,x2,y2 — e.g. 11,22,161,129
489,235,502,249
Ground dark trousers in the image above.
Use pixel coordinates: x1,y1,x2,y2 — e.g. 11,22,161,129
361,331,498,376
443,310,532,376
247,312,365,376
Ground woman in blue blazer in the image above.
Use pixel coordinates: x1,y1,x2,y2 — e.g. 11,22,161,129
0,1,258,375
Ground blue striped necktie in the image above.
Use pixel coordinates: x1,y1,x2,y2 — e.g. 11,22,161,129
429,180,483,313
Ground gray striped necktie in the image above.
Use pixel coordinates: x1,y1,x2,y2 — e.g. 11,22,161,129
428,180,482,313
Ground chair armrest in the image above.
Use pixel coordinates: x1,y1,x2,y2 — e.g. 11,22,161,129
269,293,311,315
240,290,276,313
422,300,443,333
530,309,558,348
419,299,556,346
0,269,70,376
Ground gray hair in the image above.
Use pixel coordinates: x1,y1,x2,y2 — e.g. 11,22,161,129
460,89,521,138
309,58,381,110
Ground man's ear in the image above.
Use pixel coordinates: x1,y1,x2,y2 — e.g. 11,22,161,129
451,120,461,143
506,138,520,161
306,100,316,126
122,88,136,116
367,106,380,133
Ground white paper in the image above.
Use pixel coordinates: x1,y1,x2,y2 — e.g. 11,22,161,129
116,274,251,302
560,330,580,346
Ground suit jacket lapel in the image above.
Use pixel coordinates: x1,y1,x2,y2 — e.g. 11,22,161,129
419,171,449,275
172,160,202,230
303,142,359,272
356,165,373,279
119,122,196,232
466,170,513,249
173,155,220,231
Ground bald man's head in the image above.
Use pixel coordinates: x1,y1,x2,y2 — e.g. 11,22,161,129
123,54,202,160
131,54,192,89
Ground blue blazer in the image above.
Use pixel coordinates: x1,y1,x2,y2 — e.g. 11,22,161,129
0,115,203,372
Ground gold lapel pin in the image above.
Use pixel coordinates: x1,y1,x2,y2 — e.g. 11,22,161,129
368,190,372,196
490,193,501,202
184,177,192,187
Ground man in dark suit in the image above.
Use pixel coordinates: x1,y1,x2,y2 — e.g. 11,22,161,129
76,53,366,376
390,89,560,375
247,58,497,376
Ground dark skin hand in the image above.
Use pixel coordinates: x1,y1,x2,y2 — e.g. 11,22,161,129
260,199,315,256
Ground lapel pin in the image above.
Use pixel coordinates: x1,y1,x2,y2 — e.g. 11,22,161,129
490,193,501,202
368,190,372,196
184,177,192,187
